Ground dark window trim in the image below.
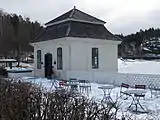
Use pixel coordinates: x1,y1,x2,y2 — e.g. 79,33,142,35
92,47,99,69
57,47,63,70
37,50,41,69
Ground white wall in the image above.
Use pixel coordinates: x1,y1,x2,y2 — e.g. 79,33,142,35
32,38,70,77
32,37,121,78
66,37,120,73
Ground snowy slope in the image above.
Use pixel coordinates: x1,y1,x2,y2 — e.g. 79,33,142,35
118,59,160,75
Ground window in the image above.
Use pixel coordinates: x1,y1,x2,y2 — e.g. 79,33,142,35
92,48,99,69
57,47,63,70
37,50,41,69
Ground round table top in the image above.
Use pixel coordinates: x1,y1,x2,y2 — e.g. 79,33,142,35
98,85,115,89
124,89,147,95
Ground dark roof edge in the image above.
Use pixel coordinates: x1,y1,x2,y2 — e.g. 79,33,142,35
75,8,106,24
114,36,123,41
33,35,121,43
66,36,122,42
45,18,105,27
69,6,76,18
31,28,47,43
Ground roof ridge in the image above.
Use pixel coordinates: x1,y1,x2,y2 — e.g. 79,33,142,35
69,6,76,18
45,7,106,26
66,23,71,36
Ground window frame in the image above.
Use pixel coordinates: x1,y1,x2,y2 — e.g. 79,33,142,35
37,50,42,69
57,47,63,70
92,47,99,69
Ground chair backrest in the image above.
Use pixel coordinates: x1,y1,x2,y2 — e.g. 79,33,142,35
135,85,146,89
69,78,77,84
120,83,129,96
59,81,67,86
121,83,129,89
78,80,86,83
78,80,91,87
70,78,77,81
86,80,91,83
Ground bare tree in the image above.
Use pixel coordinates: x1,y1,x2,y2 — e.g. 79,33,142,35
10,14,20,66
0,9,3,45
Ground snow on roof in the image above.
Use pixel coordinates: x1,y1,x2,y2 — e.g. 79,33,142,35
0,59,17,62
142,47,152,52
6,67,33,72
20,63,33,68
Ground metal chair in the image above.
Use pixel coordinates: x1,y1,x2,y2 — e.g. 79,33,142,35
151,88,160,98
135,85,146,89
149,85,160,98
59,80,67,87
120,83,130,99
69,78,77,83
69,78,78,91
78,80,91,93
135,84,146,99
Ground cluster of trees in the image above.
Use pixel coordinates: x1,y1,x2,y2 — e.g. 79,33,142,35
0,9,43,59
117,28,160,46
117,28,160,57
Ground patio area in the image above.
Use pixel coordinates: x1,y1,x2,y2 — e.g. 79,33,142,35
21,76,160,120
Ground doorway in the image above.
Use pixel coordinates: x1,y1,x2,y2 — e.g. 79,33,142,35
44,53,52,78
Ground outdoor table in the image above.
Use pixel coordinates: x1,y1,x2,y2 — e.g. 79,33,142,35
98,85,115,103
123,89,147,113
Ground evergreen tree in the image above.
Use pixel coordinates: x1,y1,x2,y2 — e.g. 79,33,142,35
0,9,43,62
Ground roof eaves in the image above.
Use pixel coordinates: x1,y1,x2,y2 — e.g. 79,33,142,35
45,18,105,27
32,28,47,43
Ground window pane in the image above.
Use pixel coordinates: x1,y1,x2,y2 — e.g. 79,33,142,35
92,48,99,69
37,50,41,69
57,47,63,70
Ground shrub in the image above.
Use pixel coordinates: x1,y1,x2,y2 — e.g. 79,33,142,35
0,67,8,77
0,78,119,120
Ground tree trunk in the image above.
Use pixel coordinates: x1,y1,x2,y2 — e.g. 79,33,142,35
16,44,20,67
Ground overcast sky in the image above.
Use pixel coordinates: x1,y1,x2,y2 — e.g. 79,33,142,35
0,0,159,35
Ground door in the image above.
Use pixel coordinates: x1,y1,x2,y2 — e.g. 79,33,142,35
44,53,52,78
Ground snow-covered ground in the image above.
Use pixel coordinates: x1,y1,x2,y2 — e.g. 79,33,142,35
22,77,160,119
118,59,160,75
10,59,160,119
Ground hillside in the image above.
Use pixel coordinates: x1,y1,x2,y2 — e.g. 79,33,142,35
118,28,160,59
0,9,44,57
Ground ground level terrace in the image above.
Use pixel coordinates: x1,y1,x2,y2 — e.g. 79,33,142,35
19,76,160,119
6,59,160,119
